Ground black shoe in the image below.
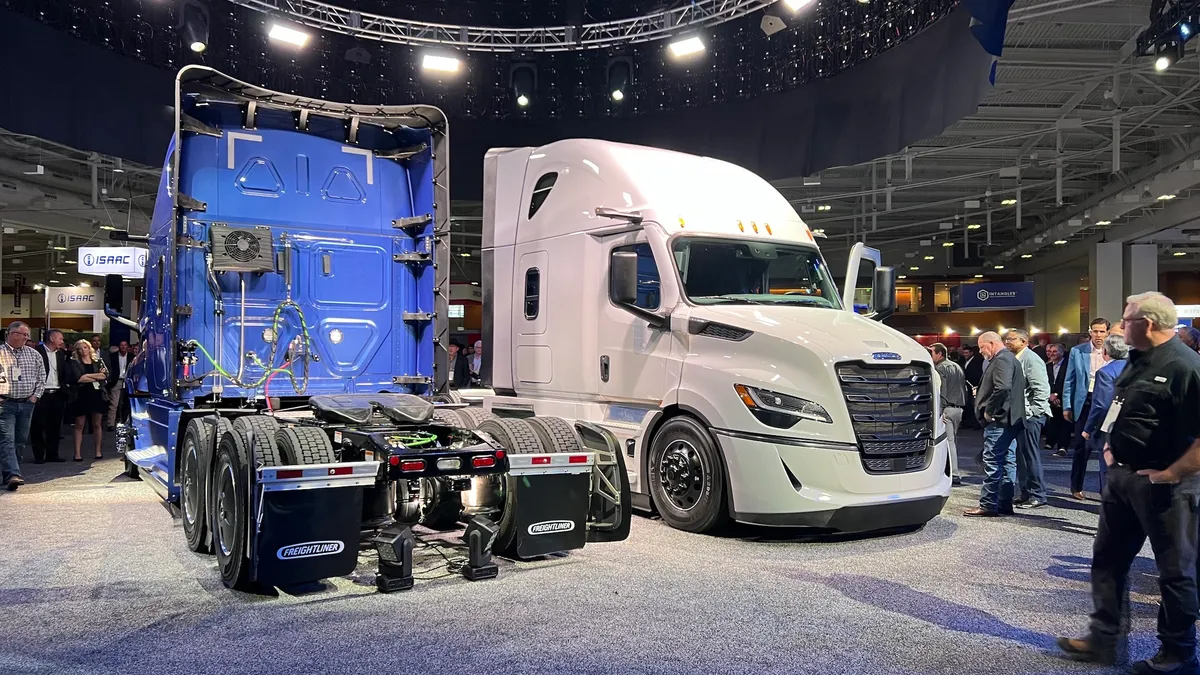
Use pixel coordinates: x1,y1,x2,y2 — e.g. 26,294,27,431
1013,497,1031,506
1018,500,1048,510
1132,649,1197,674
1056,636,1117,665
5,476,23,491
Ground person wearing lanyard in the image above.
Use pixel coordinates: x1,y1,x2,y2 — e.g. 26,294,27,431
0,321,47,491
929,343,965,484
1058,292,1200,675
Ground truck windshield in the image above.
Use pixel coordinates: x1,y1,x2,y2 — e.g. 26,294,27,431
671,237,843,309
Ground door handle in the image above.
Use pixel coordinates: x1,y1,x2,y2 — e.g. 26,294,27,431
600,355,610,383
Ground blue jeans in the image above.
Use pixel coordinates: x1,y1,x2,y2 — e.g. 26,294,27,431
0,398,35,482
980,421,1022,512
1016,415,1048,502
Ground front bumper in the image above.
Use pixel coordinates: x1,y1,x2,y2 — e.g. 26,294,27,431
713,428,951,532
734,495,948,531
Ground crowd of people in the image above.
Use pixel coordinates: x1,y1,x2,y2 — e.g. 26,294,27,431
933,293,1200,675
0,323,137,491
447,338,483,389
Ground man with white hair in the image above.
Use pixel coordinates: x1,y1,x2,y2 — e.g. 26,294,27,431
0,321,47,491
1058,292,1200,674
963,331,1026,517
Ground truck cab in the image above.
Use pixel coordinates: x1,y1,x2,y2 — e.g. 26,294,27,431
480,139,950,533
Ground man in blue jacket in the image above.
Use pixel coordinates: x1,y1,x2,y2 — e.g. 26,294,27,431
1081,334,1129,495
1064,317,1111,499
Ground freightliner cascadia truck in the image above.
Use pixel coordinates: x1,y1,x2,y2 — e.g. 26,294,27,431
113,67,630,593
472,140,951,534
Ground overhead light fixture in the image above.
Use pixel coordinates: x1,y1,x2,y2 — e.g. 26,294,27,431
269,23,309,47
970,326,981,336
909,266,919,271
55,271,67,276
783,0,816,8
943,327,956,336
52,245,68,251
994,265,1005,270
1174,250,1187,256
99,225,117,231
967,224,981,230
607,57,631,103
1021,254,1032,259
898,275,907,279
1058,327,1069,335
63,259,77,264
510,62,537,108
923,255,935,260
1158,194,1177,201
1001,198,1017,206
668,36,705,58
1030,326,1040,335
817,204,832,212
974,274,984,278
32,284,43,291
1096,220,1112,226
460,252,471,257
423,53,461,73
942,241,955,248
180,0,209,54
79,281,89,288
1054,239,1068,245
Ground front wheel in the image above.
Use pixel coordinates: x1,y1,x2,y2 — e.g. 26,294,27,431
647,416,729,534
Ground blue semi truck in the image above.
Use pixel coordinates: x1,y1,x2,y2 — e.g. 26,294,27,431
111,67,630,593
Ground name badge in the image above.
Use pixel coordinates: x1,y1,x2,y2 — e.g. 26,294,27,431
1100,399,1123,433
10,365,20,382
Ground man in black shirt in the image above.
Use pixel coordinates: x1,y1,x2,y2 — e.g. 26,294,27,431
1058,291,1200,675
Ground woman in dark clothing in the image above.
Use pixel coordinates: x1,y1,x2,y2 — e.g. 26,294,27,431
65,340,109,461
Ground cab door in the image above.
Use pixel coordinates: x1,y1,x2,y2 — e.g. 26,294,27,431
597,233,675,404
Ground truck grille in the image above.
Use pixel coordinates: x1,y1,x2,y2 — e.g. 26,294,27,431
836,361,934,475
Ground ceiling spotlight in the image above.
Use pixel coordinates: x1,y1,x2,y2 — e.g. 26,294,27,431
923,255,935,260
974,274,984,278
970,326,981,335
943,327,956,336
423,53,461,74
179,0,209,54
1054,239,1068,245
1158,194,1177,201
1096,220,1112,226
268,23,309,47
898,275,907,279
607,57,632,103
783,0,815,9
63,259,77,264
994,265,1005,270
1174,250,1188,256
669,36,705,58
1021,254,1033,259
967,224,981,230
510,62,537,108
1001,198,1018,206
942,241,955,247
817,204,832,212
55,271,67,276
909,266,920,271
52,245,68,251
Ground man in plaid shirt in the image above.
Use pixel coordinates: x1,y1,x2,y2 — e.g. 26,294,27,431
0,321,47,491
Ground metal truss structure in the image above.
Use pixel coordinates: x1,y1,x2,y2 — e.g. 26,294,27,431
222,0,778,52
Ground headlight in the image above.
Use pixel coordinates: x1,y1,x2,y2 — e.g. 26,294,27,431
734,384,833,429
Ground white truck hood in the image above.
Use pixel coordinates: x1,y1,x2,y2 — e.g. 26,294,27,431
699,305,929,364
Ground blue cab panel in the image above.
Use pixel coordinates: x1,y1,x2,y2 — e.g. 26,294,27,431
127,83,440,498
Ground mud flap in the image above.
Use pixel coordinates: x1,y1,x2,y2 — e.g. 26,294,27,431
507,454,592,558
575,421,633,544
250,462,380,587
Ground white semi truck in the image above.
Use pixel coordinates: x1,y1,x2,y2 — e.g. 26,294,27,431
470,139,950,534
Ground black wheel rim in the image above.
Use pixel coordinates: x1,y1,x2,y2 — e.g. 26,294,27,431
216,461,237,558
182,442,198,526
658,439,705,512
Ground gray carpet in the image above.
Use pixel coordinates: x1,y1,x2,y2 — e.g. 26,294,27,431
0,432,1163,674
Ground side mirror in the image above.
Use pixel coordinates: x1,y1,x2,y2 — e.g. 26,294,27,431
611,251,639,305
872,266,897,321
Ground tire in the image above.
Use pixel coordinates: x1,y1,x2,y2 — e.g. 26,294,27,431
124,455,140,480
476,418,545,454
432,409,464,427
211,426,256,592
181,417,228,554
231,416,283,468
276,426,336,465
421,478,464,530
526,417,583,454
477,418,547,557
443,389,465,404
647,416,729,534
452,407,495,430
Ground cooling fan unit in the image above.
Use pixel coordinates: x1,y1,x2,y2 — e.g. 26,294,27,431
210,224,276,273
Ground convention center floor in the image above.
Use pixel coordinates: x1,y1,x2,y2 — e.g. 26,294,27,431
0,432,1153,675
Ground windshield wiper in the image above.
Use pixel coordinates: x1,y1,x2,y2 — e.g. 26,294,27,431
693,295,771,306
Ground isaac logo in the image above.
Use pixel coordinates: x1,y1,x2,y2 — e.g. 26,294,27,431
138,252,147,267
83,253,95,267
